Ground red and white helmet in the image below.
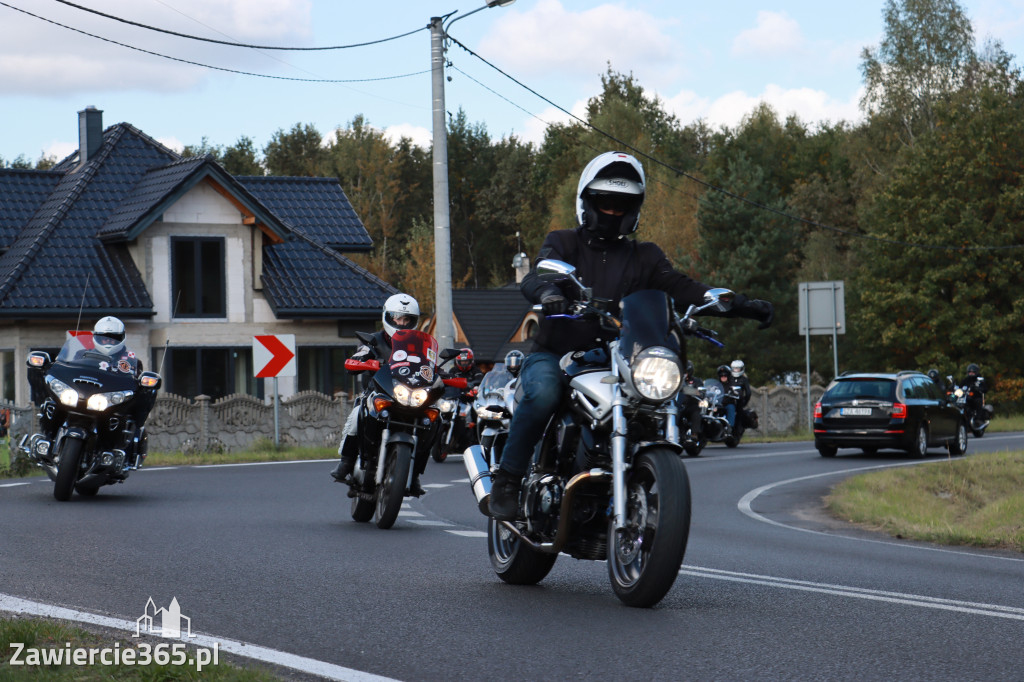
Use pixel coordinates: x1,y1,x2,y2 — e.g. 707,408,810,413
382,294,419,339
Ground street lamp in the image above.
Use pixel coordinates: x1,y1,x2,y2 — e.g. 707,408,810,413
429,0,515,352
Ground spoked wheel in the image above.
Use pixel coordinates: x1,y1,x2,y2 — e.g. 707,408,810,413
608,448,691,608
488,518,557,585
53,439,84,502
375,443,411,529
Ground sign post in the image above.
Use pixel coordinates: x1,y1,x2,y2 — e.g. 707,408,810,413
253,334,296,447
798,282,845,430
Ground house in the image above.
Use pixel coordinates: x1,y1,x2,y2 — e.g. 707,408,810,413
0,107,396,406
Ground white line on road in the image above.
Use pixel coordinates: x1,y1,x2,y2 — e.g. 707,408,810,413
0,593,400,682
0,482,31,488
681,565,1024,621
445,530,487,538
409,520,453,526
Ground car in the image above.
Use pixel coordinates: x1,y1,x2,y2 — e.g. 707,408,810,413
813,371,968,458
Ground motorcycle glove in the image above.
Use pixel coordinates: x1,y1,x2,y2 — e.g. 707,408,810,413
540,289,569,316
732,293,775,330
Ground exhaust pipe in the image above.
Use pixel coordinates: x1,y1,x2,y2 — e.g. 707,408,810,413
462,444,492,515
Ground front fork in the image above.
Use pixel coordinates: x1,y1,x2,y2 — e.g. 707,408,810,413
611,391,628,531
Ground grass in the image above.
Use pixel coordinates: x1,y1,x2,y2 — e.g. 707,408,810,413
826,449,1024,552
0,616,280,680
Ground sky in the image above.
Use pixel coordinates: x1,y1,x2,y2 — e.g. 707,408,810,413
2,0,1024,164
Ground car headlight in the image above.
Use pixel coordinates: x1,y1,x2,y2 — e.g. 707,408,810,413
632,347,681,401
85,391,133,412
393,384,430,408
47,376,79,406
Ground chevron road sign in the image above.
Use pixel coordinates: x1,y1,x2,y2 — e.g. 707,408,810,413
253,334,296,378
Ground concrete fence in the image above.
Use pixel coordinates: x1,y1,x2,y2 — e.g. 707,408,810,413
2,384,823,455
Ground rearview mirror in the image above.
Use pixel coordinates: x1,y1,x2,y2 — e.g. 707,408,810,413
703,288,735,312
535,259,576,282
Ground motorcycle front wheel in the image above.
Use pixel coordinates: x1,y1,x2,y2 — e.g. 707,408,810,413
375,442,411,529
53,438,84,502
488,518,557,585
608,448,691,607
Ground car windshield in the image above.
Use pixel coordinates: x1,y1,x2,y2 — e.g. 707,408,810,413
827,379,895,401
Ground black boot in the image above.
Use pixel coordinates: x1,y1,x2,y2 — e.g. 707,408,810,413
487,469,522,521
409,474,425,498
330,456,355,482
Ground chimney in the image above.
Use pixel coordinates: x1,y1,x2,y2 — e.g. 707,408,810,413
78,106,103,165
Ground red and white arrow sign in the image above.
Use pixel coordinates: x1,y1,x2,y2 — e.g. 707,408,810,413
253,334,296,378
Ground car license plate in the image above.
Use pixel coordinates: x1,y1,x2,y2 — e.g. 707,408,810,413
840,407,872,416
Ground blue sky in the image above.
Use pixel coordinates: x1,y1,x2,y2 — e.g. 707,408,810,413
2,0,1023,163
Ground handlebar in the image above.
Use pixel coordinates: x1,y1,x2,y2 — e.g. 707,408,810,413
344,358,380,372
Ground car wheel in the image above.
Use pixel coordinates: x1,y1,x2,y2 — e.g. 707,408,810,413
907,425,928,459
948,421,968,456
816,445,837,458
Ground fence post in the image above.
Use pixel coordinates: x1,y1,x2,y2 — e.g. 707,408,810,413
196,395,210,453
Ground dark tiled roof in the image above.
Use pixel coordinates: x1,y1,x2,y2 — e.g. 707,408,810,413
453,288,532,362
0,169,62,253
239,176,372,251
0,118,386,319
261,241,396,317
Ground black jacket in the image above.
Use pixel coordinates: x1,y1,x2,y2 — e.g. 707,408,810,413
522,228,711,356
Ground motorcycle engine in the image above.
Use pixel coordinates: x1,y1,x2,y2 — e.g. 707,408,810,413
523,474,562,536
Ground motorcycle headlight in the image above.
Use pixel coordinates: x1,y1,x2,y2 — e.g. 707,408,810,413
632,347,682,401
85,390,133,412
47,377,79,406
393,384,430,408
438,398,457,413
954,388,964,398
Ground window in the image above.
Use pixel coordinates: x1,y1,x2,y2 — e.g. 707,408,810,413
163,347,255,400
298,346,358,398
171,237,225,318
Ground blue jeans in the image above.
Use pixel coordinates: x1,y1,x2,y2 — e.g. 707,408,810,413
498,352,566,478
724,402,737,428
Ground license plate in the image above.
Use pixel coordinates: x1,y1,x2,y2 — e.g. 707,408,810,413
840,407,872,416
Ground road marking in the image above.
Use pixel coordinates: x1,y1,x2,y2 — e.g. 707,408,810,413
0,482,31,488
422,483,452,489
738,463,1024,563
201,459,334,468
0,593,399,682
451,478,470,483
398,510,424,517
680,565,1024,621
446,530,487,538
409,520,452,526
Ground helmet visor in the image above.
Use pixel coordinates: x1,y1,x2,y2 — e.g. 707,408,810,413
94,332,124,347
588,191,642,215
385,311,418,331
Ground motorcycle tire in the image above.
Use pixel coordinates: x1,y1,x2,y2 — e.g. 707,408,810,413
374,443,411,529
53,438,84,502
608,448,691,608
350,480,375,522
488,518,557,585
432,441,448,463
683,436,706,457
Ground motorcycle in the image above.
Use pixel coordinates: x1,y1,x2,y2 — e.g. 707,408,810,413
432,376,478,463
464,359,520,513
463,259,731,607
344,329,467,529
20,331,161,501
946,375,993,437
698,379,747,448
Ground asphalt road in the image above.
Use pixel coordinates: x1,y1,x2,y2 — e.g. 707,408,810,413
2,434,1024,681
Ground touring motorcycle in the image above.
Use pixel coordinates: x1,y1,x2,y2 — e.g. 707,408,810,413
463,259,732,607
696,379,749,449
946,375,993,437
20,332,161,501
344,329,466,529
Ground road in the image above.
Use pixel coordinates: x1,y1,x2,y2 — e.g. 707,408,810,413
2,434,1023,681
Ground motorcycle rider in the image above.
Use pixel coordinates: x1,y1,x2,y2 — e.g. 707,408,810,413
960,363,989,417
716,365,739,429
730,359,752,419
330,293,426,495
487,151,774,521
680,360,703,445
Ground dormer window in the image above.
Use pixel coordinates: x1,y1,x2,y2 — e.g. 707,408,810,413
171,236,225,318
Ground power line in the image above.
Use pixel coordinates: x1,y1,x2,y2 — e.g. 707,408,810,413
1,2,429,84
447,33,1024,253
51,0,427,50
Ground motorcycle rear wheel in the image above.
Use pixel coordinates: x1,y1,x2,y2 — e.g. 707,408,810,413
374,443,411,529
608,448,691,608
53,438,84,502
488,519,557,585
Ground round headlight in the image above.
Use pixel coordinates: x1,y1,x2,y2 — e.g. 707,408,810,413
87,394,110,411
438,398,456,413
410,388,430,408
632,347,681,401
393,384,412,405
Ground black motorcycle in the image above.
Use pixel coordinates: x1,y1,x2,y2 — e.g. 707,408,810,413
463,259,732,607
344,329,467,529
947,375,993,437
21,332,161,501
698,379,749,448
432,377,478,463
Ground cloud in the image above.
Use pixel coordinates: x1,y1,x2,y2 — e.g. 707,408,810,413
478,0,677,81
515,99,589,146
0,0,313,95
732,11,804,58
383,123,432,149
664,85,863,130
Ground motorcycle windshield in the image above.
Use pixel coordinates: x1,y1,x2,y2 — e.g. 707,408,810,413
619,290,678,363
703,378,724,404
479,364,514,399
387,329,440,389
55,332,132,371
51,332,138,393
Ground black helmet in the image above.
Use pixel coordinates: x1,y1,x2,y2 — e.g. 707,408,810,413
967,363,980,377
717,364,730,377
927,368,940,382
504,350,525,376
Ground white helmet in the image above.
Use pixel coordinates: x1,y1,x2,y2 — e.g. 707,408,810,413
576,151,645,241
730,359,745,378
93,316,126,356
382,293,420,339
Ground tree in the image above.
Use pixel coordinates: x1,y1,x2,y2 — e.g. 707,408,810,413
263,123,325,177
